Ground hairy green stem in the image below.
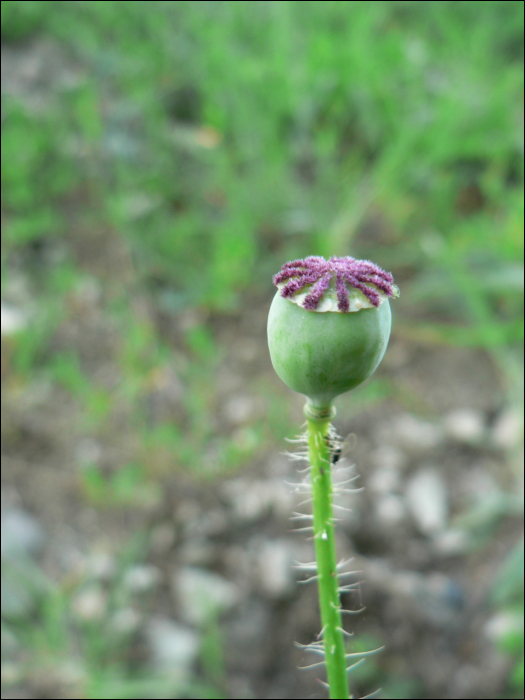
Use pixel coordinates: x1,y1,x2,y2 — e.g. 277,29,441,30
305,402,350,700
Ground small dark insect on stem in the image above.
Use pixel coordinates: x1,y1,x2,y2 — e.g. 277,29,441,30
331,446,342,465
326,435,342,465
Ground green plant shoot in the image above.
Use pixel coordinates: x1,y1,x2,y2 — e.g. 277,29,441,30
268,256,398,699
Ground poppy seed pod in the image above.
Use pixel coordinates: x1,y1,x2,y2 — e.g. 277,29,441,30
267,256,398,410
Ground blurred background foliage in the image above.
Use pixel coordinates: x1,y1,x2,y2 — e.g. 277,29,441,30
1,1,523,699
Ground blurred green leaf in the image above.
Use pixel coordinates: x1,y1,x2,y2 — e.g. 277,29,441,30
492,537,525,607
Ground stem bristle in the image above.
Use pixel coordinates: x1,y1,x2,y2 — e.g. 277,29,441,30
284,411,379,699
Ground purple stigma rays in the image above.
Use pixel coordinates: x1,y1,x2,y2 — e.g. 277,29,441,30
273,256,397,312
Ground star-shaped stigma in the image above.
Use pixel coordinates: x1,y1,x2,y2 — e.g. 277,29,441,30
272,256,398,312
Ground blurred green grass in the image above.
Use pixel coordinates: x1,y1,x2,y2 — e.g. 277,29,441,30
2,1,523,318
1,2,523,698
2,0,522,473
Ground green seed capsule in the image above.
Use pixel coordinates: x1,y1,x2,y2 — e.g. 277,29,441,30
267,256,397,410
267,291,392,408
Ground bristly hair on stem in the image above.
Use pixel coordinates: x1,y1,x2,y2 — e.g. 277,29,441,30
287,416,381,699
